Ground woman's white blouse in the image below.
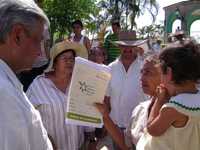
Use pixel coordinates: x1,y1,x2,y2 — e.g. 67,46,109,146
26,74,84,150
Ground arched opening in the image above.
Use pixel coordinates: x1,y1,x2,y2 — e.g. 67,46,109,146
172,19,182,33
190,20,200,43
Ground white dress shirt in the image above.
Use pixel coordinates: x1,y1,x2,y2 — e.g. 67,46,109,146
26,74,85,150
107,58,145,128
0,59,52,150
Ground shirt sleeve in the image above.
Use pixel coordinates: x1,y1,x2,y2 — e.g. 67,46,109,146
26,81,40,106
0,87,53,150
124,103,148,145
26,77,50,107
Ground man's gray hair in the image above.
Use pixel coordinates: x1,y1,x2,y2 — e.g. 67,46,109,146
0,0,50,43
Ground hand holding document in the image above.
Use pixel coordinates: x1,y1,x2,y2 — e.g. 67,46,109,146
65,57,111,128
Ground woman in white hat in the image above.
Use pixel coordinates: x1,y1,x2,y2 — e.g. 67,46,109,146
26,41,88,150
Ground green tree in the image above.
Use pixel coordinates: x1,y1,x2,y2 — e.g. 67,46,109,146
137,24,164,39
129,0,159,30
41,0,98,41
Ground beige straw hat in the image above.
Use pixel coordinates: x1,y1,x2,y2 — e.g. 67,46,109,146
113,39,147,47
112,31,147,47
45,40,88,72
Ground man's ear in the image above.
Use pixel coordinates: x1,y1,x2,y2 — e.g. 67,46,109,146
9,24,25,46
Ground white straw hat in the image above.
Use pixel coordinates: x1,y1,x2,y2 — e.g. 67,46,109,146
112,31,147,47
113,39,147,47
45,41,88,72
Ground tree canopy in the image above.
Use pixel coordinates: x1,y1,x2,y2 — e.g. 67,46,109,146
41,0,98,40
40,0,159,40
98,0,159,30
137,24,164,39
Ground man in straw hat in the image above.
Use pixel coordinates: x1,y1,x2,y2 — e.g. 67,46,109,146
0,0,53,149
27,40,91,150
104,36,146,149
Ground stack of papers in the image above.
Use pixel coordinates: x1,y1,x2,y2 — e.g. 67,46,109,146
65,57,111,128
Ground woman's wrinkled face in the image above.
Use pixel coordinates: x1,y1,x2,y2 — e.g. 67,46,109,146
140,61,161,96
54,50,75,74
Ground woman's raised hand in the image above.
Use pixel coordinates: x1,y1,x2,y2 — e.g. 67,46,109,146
94,102,109,118
156,84,170,104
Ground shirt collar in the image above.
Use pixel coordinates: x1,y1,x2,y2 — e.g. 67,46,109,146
0,59,23,90
118,56,139,70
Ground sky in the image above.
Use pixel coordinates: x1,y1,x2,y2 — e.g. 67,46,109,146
90,0,200,41
136,0,200,41
136,0,186,28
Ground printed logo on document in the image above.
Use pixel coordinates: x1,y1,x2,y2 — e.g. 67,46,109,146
79,81,95,96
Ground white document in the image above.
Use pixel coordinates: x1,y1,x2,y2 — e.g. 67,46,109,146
65,57,111,128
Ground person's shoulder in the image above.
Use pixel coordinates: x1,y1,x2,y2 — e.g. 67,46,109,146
99,64,111,73
0,78,20,103
83,36,91,45
130,58,143,72
132,100,151,115
135,57,144,66
107,59,121,73
33,74,46,82
169,93,197,104
28,74,46,88
105,33,114,39
108,58,119,67
99,63,109,68
0,75,13,93
139,100,151,108
168,92,200,110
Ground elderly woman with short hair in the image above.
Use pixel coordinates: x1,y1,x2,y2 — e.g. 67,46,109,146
95,55,161,150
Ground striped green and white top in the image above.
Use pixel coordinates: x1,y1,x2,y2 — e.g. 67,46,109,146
104,33,121,63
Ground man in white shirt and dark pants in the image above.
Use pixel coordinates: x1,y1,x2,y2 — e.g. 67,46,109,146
105,38,146,150
0,0,53,149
